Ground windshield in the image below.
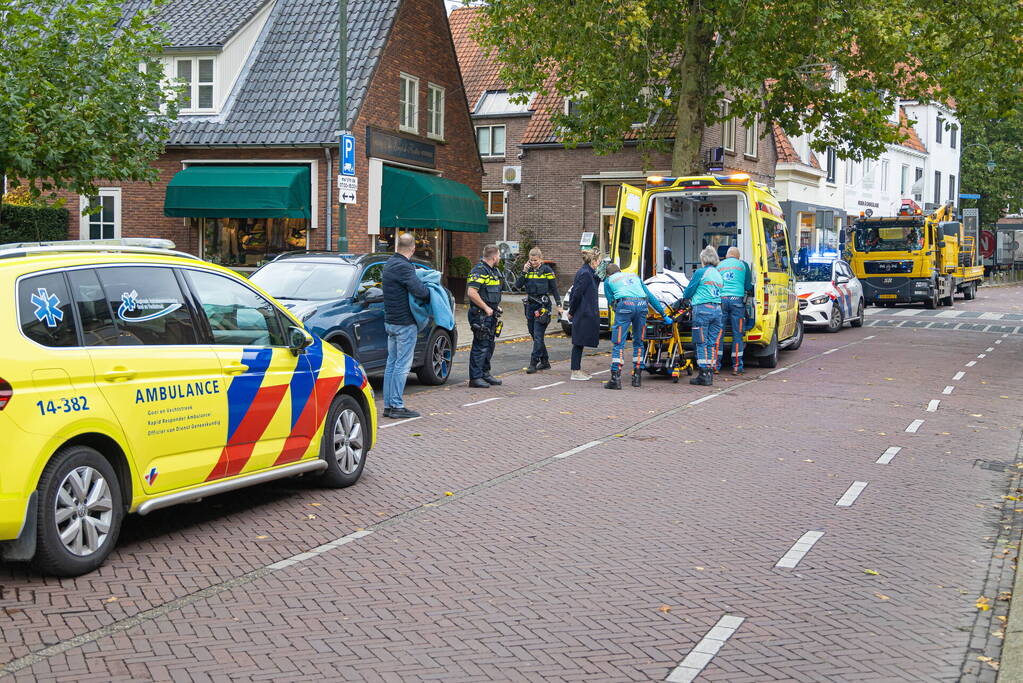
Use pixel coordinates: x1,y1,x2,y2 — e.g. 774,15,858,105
250,261,357,301
795,262,833,282
854,223,924,252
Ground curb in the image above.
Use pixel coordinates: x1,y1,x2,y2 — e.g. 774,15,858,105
997,431,1023,682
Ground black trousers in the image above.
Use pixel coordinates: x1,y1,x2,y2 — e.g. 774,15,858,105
525,302,550,365
571,344,584,371
468,308,496,380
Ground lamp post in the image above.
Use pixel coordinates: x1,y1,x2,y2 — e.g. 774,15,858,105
336,0,348,252
964,142,996,172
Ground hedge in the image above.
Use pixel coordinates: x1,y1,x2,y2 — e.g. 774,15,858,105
0,204,69,244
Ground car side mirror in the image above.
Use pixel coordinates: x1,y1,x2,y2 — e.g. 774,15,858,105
288,325,315,356
359,285,384,304
836,276,850,284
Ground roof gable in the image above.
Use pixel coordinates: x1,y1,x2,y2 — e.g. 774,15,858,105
122,0,273,49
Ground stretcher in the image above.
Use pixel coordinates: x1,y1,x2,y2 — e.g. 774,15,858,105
642,298,696,383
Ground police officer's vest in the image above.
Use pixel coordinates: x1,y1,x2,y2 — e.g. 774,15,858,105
468,261,502,307
522,265,556,300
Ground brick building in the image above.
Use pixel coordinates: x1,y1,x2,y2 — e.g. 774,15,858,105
63,0,485,273
450,6,776,286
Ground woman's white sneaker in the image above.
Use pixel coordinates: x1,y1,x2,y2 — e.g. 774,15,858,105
570,370,591,381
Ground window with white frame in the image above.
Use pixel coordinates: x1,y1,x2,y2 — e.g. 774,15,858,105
80,189,121,240
825,147,837,184
744,115,759,157
950,125,958,149
476,125,506,157
175,57,215,112
721,100,735,152
484,190,505,217
399,73,419,133
427,83,445,140
900,164,909,195
949,174,956,203
936,116,944,144
880,159,889,191
934,170,942,204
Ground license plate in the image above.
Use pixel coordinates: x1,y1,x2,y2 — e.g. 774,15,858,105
879,294,897,299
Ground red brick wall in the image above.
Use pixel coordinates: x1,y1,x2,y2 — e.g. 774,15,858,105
55,0,483,267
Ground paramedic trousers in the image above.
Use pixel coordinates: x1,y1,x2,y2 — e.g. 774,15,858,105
692,303,722,370
720,296,746,371
525,302,550,365
610,298,647,369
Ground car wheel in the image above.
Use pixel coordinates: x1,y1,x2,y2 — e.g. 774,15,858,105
850,298,864,327
32,446,123,577
415,329,453,385
758,329,779,368
318,395,368,488
826,303,844,333
786,317,804,350
560,322,572,336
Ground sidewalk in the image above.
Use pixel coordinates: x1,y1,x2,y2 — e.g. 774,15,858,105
454,293,562,349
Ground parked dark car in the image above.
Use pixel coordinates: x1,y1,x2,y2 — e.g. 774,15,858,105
251,252,456,385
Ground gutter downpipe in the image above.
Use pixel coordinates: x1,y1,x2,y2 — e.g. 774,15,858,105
325,147,333,250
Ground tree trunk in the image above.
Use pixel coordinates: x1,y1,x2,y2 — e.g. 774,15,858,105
671,6,715,176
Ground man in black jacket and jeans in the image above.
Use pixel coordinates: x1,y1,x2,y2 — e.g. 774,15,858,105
381,233,430,418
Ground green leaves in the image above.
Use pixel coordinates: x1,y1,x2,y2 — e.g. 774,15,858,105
0,0,177,202
473,0,1023,174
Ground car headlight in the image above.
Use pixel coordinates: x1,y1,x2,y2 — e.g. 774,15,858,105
809,295,829,305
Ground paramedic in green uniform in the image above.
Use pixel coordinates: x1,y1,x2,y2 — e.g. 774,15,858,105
683,246,724,386
717,246,754,375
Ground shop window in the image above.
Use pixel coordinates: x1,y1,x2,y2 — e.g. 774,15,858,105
798,213,814,250
186,270,286,347
18,272,77,347
427,84,445,140
744,115,759,157
399,73,419,134
484,190,505,217
95,266,197,346
476,125,506,157
176,57,215,112
198,217,307,268
720,100,735,152
762,218,790,272
374,228,441,270
80,189,120,240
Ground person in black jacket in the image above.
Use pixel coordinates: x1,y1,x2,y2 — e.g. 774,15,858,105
381,233,430,419
567,249,602,380
515,247,562,374
466,244,504,388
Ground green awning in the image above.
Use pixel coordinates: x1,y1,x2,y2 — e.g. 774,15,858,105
165,165,311,219
380,166,487,233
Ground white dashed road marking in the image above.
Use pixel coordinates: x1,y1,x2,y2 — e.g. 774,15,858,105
986,347,995,352
953,371,966,381
553,440,603,459
689,394,716,405
776,531,825,569
836,481,869,507
877,446,901,464
996,339,1003,344
864,335,876,339
906,419,925,433
592,369,611,375
1003,333,1010,338
379,416,423,429
822,348,837,355
463,397,504,407
767,367,788,375
665,614,746,683
531,381,565,391
978,354,987,359
267,530,374,570
966,360,977,367
942,386,954,395
926,399,940,412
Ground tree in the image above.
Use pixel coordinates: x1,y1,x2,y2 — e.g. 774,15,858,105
960,111,1023,225
0,0,176,204
472,0,1023,175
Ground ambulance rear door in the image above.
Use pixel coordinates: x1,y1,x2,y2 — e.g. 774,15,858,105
612,183,647,275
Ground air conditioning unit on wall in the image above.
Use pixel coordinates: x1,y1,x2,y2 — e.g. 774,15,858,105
502,165,522,184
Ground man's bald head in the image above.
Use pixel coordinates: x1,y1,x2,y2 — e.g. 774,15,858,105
396,232,416,256
726,247,741,259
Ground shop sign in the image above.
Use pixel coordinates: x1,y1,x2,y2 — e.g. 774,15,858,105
857,200,880,208
366,127,436,168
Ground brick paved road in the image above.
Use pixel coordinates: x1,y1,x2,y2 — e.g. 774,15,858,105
2,286,1022,681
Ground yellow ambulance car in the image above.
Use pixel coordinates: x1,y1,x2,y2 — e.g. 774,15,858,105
611,174,802,366
0,242,375,576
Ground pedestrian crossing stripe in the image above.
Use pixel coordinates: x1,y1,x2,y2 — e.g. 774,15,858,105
862,319,1022,334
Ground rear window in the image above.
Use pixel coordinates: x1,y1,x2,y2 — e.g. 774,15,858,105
18,273,77,347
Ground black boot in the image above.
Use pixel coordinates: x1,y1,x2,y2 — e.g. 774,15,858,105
604,367,622,390
690,367,712,386
526,362,538,374
631,367,642,387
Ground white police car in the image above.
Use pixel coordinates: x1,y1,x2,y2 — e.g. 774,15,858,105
796,256,864,333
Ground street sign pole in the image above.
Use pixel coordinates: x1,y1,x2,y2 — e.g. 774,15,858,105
336,0,348,253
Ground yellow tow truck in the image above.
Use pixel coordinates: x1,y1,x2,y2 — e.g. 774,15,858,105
849,200,984,309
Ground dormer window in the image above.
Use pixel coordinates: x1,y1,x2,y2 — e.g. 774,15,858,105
175,57,216,113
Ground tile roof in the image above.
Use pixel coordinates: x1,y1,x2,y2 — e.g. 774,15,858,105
449,7,506,110
898,108,927,153
772,124,820,169
121,0,272,49
145,0,401,146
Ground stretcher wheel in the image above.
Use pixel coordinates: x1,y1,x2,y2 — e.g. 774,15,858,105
672,375,679,383
686,366,693,376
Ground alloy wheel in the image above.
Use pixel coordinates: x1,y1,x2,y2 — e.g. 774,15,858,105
431,333,452,380
54,466,114,557
333,409,365,475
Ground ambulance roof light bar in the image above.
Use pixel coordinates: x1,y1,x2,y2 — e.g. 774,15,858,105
646,173,750,187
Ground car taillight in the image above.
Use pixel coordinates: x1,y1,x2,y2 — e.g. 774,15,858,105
0,378,11,410
761,273,770,316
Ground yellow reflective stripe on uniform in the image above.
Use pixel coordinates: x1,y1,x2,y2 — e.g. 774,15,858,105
524,272,555,279
468,276,500,286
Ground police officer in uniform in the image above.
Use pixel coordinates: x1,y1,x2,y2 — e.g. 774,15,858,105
466,244,504,388
515,247,562,374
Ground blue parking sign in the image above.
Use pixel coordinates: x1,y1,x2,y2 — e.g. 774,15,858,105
341,134,356,176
